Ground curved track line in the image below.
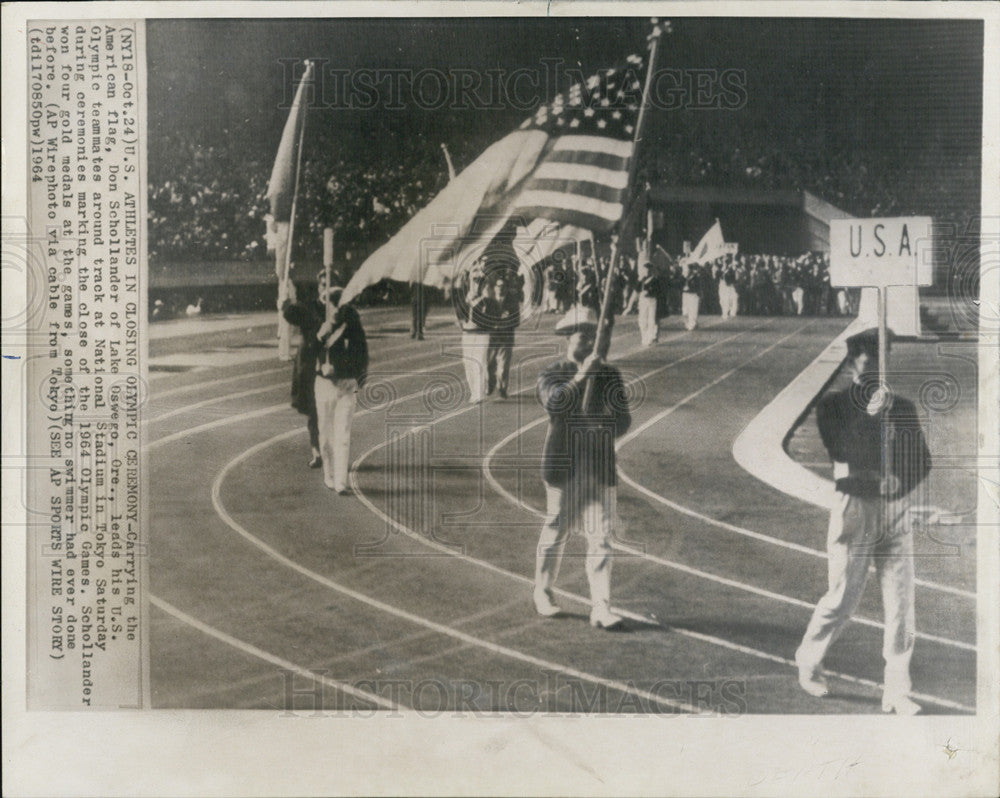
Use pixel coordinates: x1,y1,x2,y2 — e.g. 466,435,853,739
149,593,405,710
490,329,974,602
347,425,970,712
146,341,472,425
209,323,971,711
145,357,463,452
189,317,971,711
481,323,976,655
154,365,289,401
146,382,290,425
144,313,648,450
149,326,447,402
208,437,698,715
615,469,974,600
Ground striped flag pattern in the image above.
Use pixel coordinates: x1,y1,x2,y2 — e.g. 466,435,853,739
511,53,646,232
340,54,648,304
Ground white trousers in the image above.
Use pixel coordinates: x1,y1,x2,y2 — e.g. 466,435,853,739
792,286,805,315
461,331,490,402
796,493,916,697
637,294,659,345
682,291,700,330
719,284,738,318
314,376,358,492
535,481,615,610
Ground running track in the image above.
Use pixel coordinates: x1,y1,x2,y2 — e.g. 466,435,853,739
146,308,976,714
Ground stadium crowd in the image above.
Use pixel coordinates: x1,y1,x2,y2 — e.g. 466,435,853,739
540,250,850,321
148,115,976,272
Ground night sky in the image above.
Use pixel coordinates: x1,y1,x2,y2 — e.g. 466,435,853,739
146,17,983,166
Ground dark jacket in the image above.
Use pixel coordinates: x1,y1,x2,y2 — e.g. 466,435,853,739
491,290,521,335
817,384,931,500
282,298,324,415
317,304,369,385
538,359,631,487
460,293,501,333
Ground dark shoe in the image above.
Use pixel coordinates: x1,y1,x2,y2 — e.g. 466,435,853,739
498,388,507,399
308,455,323,469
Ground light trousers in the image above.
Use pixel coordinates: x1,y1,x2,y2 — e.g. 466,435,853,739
637,294,659,345
682,291,700,330
796,492,916,696
461,331,490,402
719,284,739,318
314,376,358,492
535,481,615,610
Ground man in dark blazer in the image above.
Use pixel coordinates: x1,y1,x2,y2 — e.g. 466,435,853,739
314,284,369,494
795,328,931,714
281,270,327,469
533,304,631,629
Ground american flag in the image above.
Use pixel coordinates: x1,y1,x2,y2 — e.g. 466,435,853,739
512,53,646,233
341,54,650,303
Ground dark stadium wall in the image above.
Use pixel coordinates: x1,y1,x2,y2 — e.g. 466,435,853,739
648,187,814,256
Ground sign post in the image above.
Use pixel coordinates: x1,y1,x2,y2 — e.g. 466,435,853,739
830,216,933,501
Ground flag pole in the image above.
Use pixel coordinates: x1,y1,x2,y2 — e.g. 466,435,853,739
584,19,666,408
440,143,456,182
324,227,335,324
279,59,312,359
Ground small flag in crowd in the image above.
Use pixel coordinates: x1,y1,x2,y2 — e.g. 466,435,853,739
688,219,727,264
340,53,650,304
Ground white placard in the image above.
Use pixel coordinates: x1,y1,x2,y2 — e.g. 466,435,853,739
829,216,933,287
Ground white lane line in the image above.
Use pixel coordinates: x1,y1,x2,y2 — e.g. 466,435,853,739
144,311,674,451
149,318,470,400
197,323,729,713
353,431,973,710
495,329,975,602
209,438,698,715
144,357,462,452
320,596,532,671
615,322,810,447
213,321,972,712
146,382,289,425
149,593,405,710
483,322,977,654
154,365,290,401
145,342,459,425
615,470,975,599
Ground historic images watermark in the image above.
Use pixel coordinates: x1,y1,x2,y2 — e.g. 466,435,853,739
279,58,748,113
279,670,749,717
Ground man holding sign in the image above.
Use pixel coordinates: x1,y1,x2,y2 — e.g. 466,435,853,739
794,329,931,713
795,216,933,714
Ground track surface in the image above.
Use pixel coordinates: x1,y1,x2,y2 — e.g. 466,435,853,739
146,308,976,714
